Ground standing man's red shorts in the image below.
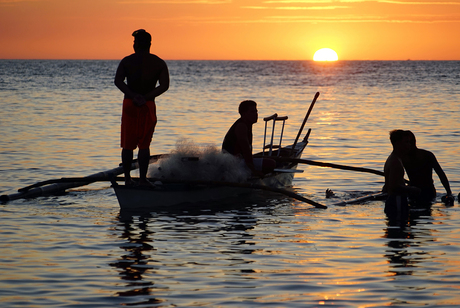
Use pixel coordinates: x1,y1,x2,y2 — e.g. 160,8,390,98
120,98,157,150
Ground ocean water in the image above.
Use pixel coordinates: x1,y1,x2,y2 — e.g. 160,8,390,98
1,59,460,307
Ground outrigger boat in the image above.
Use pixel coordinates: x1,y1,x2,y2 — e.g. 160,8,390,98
2,91,396,209
111,93,321,211
2,93,333,209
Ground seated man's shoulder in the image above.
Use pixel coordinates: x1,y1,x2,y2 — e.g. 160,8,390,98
234,121,249,132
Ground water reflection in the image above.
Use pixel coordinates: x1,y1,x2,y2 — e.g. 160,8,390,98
110,215,163,306
111,198,263,306
383,204,434,277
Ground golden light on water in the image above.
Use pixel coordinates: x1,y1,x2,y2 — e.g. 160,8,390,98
313,48,339,61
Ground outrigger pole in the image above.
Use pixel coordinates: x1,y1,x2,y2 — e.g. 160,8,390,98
2,177,328,209
289,92,320,156
0,154,166,202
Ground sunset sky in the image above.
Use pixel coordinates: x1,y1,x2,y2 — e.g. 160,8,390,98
1,0,459,60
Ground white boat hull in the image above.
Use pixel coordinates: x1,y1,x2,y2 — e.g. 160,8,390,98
112,100,317,211
113,167,298,211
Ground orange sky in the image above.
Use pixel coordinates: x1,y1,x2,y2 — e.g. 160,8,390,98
1,0,459,60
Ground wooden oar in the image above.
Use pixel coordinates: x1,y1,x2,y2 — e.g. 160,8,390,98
289,92,320,156
264,157,414,185
257,156,385,177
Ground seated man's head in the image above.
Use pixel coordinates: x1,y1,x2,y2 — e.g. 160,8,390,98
239,100,258,124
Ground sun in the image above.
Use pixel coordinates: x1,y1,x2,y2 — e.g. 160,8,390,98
313,48,338,61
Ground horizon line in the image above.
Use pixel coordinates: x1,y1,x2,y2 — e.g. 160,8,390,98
1,58,459,61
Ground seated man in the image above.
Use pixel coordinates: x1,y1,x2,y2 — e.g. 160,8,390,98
222,100,276,176
402,130,453,205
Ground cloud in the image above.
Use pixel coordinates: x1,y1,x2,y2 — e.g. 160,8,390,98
376,1,460,4
0,0,41,4
117,0,231,3
264,0,460,4
243,5,348,9
264,13,460,23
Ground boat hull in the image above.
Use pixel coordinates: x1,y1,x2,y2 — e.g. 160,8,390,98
112,167,298,211
113,131,310,211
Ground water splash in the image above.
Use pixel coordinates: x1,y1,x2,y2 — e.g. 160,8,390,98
149,138,250,182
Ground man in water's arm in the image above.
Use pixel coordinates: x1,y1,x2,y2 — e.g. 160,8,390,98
402,130,452,203
431,152,452,197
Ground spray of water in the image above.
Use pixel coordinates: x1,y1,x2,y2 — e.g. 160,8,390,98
149,138,250,182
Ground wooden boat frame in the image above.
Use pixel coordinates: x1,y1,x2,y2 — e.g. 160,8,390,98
112,110,314,211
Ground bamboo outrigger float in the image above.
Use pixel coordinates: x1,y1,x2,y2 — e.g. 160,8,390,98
0,155,164,203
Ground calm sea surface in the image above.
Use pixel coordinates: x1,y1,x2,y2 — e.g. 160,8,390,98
1,60,460,307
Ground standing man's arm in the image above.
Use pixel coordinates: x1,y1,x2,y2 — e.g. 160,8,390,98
114,60,137,98
145,63,170,101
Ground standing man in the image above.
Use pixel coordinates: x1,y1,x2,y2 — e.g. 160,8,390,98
115,29,169,186
384,130,420,221
402,130,453,205
222,100,275,176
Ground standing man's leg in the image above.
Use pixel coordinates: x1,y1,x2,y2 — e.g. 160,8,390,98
122,148,134,185
138,148,150,184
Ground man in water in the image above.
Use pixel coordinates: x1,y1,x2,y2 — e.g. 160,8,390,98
115,29,170,186
402,130,453,205
384,130,420,221
222,100,275,176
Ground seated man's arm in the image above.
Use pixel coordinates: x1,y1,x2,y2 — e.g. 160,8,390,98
234,122,255,172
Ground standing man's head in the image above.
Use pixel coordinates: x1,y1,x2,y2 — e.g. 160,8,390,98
389,129,410,155
132,29,151,52
238,100,258,124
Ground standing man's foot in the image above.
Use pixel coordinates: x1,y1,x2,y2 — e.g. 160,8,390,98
125,178,137,187
139,179,156,188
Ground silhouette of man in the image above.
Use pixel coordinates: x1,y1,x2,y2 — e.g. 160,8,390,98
402,130,453,205
115,29,169,186
222,100,275,176
384,130,420,221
